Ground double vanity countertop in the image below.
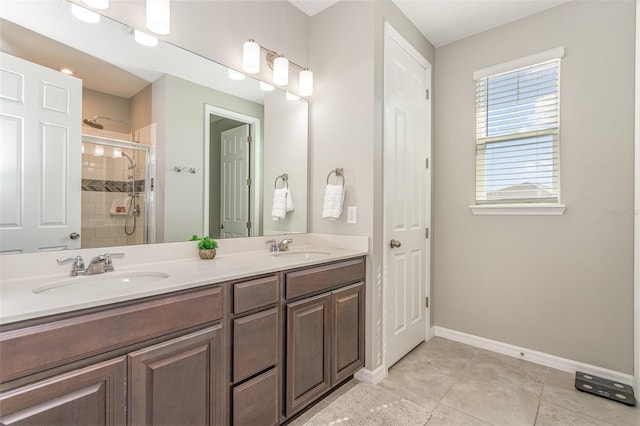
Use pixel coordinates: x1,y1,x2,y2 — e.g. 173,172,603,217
0,234,369,326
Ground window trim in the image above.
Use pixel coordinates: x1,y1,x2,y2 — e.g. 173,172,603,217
473,47,565,215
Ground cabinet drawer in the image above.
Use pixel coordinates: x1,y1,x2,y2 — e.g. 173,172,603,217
285,258,365,300
233,368,278,426
233,276,279,314
0,286,222,383
233,308,278,382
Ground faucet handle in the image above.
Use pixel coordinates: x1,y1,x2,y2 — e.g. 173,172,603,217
103,252,124,272
57,256,86,276
265,240,278,252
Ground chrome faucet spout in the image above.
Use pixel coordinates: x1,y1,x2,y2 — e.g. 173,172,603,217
278,238,293,251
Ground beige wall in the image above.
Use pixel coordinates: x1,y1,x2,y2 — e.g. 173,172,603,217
434,0,636,374
310,0,435,372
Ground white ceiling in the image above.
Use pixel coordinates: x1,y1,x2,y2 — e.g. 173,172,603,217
289,0,571,47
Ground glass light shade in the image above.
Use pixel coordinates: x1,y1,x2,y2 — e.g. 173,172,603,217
81,0,109,9
285,91,300,101
242,40,260,74
299,69,313,96
146,0,170,35
71,4,100,23
112,148,122,158
260,82,275,92
273,56,289,86
228,68,246,81
134,29,158,47
94,145,104,157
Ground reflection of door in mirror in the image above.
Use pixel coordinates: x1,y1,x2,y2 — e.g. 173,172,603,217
0,52,82,254
220,124,250,238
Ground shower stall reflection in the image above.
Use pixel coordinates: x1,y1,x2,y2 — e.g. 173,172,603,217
80,138,153,249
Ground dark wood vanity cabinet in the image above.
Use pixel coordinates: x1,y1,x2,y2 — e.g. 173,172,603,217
0,285,225,426
0,256,365,426
284,258,365,417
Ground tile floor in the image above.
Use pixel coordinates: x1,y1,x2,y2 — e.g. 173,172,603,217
289,337,640,426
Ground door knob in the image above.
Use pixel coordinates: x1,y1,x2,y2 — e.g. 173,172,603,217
70,232,80,240
389,239,401,248
218,224,224,229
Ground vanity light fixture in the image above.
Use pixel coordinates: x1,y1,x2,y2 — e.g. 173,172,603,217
81,0,109,10
134,29,158,47
228,68,246,81
241,38,313,96
71,3,100,23
146,0,171,35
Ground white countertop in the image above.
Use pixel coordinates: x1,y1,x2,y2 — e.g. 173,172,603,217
0,234,369,325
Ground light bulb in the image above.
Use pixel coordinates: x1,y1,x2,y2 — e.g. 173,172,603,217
81,0,109,10
273,56,289,86
242,39,260,74
71,4,100,23
299,69,313,96
134,29,158,47
146,0,170,35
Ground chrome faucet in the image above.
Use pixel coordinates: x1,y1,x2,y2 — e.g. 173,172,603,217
278,238,293,251
57,253,124,276
87,252,124,274
265,239,293,252
57,256,86,276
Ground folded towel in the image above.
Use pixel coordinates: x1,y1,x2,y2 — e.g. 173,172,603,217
322,184,345,221
286,188,294,213
272,188,288,221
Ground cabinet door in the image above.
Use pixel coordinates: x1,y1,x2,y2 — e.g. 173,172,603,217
285,293,331,416
128,325,224,426
232,368,278,426
332,282,365,385
0,357,126,425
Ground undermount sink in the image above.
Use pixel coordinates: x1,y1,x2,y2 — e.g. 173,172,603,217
272,250,331,260
33,271,170,295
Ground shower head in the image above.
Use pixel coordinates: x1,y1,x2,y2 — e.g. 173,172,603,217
82,116,137,141
83,118,104,129
121,152,136,169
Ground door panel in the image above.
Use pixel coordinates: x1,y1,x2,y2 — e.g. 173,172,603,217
383,24,431,368
0,52,81,253
220,124,249,238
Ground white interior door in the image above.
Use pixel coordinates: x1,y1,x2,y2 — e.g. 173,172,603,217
220,124,249,238
0,52,82,254
383,23,431,368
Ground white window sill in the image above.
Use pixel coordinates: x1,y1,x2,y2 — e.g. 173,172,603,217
469,204,566,216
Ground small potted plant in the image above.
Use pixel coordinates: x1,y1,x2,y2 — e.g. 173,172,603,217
189,235,219,259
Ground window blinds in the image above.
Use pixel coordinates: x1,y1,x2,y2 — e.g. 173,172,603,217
475,49,562,204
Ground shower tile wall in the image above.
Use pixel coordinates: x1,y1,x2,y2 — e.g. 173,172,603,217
80,138,147,249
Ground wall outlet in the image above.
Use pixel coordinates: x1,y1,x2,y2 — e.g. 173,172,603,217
347,206,357,224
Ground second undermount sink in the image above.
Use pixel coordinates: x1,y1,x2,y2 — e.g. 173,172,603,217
33,271,170,295
272,250,331,260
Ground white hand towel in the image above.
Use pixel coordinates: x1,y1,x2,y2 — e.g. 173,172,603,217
285,188,294,213
271,188,287,221
322,184,345,221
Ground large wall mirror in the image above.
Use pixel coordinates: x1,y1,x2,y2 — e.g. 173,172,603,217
0,0,308,254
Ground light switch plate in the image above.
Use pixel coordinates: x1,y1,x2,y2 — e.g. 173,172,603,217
347,206,357,224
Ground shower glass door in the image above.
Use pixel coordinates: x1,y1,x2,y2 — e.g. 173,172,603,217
80,136,154,249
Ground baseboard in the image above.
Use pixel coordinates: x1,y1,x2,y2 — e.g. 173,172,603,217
432,326,634,386
354,365,386,384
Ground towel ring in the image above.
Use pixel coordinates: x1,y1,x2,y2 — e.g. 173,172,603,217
275,174,289,189
326,167,345,185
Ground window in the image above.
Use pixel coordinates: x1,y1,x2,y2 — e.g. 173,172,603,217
473,48,564,212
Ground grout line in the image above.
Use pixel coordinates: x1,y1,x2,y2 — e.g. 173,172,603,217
532,366,550,426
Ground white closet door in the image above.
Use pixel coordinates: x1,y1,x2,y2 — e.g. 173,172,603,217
0,52,82,253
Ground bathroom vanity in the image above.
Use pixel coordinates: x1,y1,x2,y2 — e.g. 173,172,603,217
0,236,367,425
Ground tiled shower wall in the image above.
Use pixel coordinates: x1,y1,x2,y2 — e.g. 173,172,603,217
80,128,151,249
